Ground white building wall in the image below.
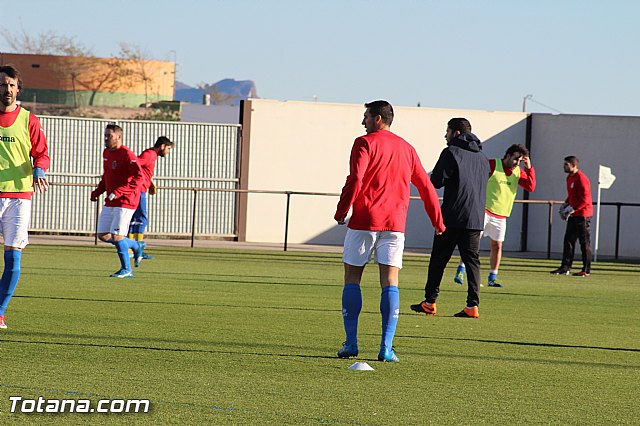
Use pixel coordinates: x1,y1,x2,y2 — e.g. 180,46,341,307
242,99,527,249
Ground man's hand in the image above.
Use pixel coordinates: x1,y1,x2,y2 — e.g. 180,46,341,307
90,190,98,202
522,156,532,169
335,215,346,225
32,167,49,193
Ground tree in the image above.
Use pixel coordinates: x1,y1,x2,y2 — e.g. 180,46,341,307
117,42,155,105
1,28,93,56
1,28,97,106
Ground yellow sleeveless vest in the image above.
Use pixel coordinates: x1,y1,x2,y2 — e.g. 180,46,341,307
0,107,34,193
485,159,520,217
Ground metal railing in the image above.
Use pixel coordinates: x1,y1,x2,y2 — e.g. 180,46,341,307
36,183,640,259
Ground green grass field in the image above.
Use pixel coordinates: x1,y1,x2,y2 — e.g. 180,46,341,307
0,244,638,424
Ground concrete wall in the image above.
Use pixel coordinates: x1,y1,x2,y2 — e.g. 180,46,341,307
240,99,528,250
527,114,640,257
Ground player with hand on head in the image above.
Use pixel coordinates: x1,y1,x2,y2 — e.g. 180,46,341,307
0,65,50,329
335,100,445,362
128,136,174,260
91,124,146,278
453,144,536,288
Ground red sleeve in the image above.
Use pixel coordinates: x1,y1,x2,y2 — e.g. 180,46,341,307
335,138,369,221
411,154,445,233
518,165,536,192
29,113,50,170
92,179,106,199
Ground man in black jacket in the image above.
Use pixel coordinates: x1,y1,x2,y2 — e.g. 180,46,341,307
411,118,490,318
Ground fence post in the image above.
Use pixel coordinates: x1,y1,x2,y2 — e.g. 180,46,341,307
191,189,198,248
94,199,99,246
284,192,291,252
615,203,622,260
547,202,553,260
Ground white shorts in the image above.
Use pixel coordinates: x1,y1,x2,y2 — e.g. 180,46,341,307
0,198,31,248
342,229,405,269
482,213,507,242
97,206,136,236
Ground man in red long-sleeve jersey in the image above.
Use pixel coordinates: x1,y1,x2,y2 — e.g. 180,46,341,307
551,156,593,277
90,124,146,278
334,100,445,362
0,65,50,330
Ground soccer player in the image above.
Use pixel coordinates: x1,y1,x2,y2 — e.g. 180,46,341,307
453,144,536,287
550,156,593,277
411,118,490,319
0,65,50,330
128,136,174,259
90,124,146,278
335,100,445,362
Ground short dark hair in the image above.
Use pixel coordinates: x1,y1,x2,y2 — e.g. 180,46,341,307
0,65,23,91
105,123,123,135
505,144,529,158
364,100,394,126
564,155,579,166
154,136,174,148
447,118,472,134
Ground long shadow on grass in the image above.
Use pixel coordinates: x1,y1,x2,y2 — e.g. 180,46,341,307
24,267,335,284
394,333,640,353
0,338,340,361
13,294,343,311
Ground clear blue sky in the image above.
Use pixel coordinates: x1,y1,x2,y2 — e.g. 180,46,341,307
4,0,639,115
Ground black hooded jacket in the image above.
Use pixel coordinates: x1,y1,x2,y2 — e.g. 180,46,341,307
430,132,490,230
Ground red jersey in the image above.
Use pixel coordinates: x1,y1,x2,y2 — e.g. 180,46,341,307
0,106,50,200
335,129,445,233
91,145,143,209
566,170,593,217
137,147,158,192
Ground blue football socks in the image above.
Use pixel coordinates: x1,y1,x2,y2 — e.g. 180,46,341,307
341,284,362,346
380,285,400,350
488,272,498,282
0,250,22,316
114,240,132,271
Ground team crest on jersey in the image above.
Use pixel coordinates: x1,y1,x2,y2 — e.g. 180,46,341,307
112,161,118,169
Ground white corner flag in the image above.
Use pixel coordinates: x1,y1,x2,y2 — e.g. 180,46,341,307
599,165,616,189
595,165,616,261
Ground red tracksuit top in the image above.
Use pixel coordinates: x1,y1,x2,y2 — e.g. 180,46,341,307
335,129,445,233
566,170,593,217
92,145,144,209
137,148,158,192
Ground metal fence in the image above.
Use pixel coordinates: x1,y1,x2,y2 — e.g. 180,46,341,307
31,116,241,236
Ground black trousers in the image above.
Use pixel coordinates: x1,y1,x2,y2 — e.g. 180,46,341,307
562,216,592,273
424,228,482,308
